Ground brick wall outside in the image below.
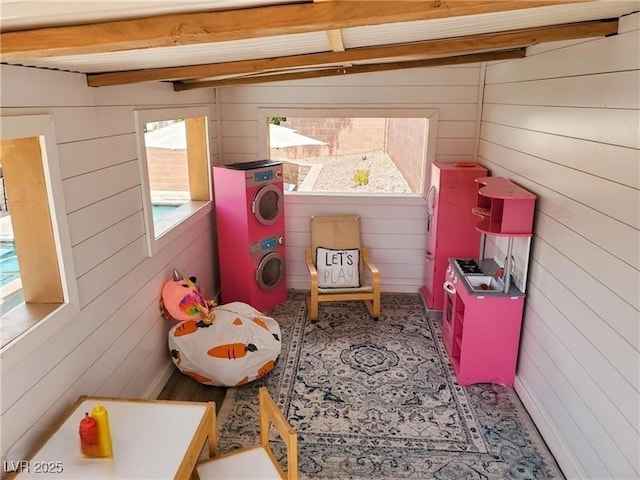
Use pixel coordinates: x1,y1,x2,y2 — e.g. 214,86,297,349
385,118,427,193
146,148,190,192
268,117,427,193
270,144,327,160
271,117,386,159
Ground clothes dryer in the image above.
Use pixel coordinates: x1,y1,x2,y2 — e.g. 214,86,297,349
213,160,287,311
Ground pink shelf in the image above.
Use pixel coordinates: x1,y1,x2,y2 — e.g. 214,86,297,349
471,206,490,217
454,335,462,352
475,177,536,199
451,356,460,371
475,218,534,237
474,177,536,236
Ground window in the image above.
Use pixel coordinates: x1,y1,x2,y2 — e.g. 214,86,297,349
135,107,212,256
1,206,24,317
259,108,438,196
0,163,23,316
0,115,79,352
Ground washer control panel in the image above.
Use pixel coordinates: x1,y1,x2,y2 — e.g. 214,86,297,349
246,164,283,187
254,170,274,182
250,235,284,256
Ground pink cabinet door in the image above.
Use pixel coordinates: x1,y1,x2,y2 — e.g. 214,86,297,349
453,285,525,387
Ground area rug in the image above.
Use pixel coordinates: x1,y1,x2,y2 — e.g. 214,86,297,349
216,293,564,479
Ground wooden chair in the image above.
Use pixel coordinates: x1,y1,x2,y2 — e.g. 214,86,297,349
196,387,298,480
304,214,381,321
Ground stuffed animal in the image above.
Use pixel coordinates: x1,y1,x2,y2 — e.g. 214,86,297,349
160,269,281,387
160,269,216,324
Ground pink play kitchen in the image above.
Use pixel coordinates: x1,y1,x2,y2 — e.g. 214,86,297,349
422,163,536,387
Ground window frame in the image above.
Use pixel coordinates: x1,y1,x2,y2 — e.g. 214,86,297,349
0,114,80,361
134,106,213,257
257,107,439,198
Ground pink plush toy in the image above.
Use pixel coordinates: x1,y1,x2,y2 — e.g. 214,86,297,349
160,269,216,324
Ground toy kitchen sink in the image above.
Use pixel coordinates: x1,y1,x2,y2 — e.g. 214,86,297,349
465,275,503,292
450,258,521,296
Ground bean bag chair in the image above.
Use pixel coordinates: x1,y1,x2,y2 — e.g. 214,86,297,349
168,302,281,386
160,269,281,387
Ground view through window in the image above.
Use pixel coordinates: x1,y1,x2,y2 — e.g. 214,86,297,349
0,132,66,346
267,117,429,195
144,119,190,223
136,109,211,257
0,167,24,316
0,115,79,350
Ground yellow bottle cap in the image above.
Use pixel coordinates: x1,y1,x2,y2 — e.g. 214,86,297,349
91,403,107,416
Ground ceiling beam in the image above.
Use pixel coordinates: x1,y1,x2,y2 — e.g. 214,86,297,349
314,0,346,51
1,0,591,60
173,48,527,90
87,19,617,87
315,0,353,67
326,30,347,52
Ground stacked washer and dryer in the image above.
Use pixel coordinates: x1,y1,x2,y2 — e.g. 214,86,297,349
213,160,287,312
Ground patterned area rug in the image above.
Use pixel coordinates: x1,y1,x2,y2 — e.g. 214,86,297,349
216,293,564,479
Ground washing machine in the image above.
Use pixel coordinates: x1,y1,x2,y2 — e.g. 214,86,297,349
213,160,287,311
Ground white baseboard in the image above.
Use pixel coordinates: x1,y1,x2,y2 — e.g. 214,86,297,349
143,359,175,399
515,376,584,480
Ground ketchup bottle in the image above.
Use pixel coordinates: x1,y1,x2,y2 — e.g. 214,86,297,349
79,412,100,457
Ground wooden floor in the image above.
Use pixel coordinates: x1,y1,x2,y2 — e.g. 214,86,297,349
157,367,227,411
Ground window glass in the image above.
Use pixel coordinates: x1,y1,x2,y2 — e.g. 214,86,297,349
1,211,25,316
135,107,212,256
0,165,23,315
144,120,190,222
267,116,429,195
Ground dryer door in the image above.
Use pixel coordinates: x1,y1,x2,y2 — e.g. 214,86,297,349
252,184,283,225
256,251,285,290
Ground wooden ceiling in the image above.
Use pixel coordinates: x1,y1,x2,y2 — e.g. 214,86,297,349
1,1,636,90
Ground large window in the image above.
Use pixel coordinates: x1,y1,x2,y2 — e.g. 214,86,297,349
0,115,79,352
135,107,212,256
259,108,438,196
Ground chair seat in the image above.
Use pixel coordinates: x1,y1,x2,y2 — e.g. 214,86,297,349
197,446,281,479
317,285,374,294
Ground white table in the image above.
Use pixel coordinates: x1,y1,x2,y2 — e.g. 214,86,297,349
10,396,216,480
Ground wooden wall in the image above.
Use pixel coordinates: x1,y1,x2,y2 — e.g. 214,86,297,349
218,66,483,292
479,12,639,479
0,64,219,463
285,194,428,292
4,13,637,477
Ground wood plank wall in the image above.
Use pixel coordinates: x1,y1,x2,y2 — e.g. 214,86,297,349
0,65,219,463
478,13,639,479
4,16,637,474
218,66,483,292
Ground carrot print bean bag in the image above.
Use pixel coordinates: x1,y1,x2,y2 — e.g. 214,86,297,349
168,302,281,387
